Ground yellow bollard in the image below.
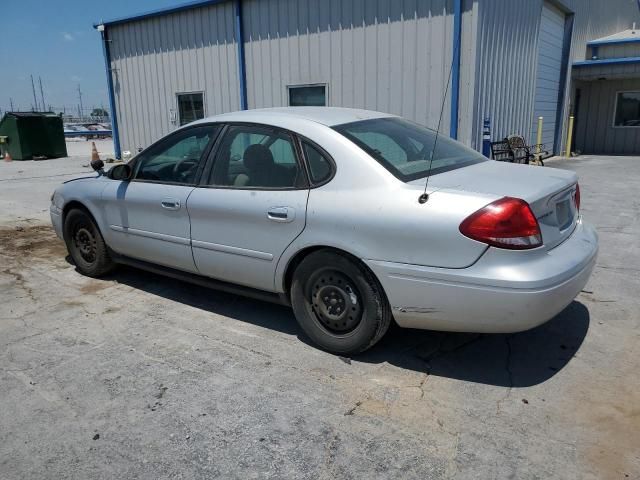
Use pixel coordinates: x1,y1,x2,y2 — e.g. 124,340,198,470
566,115,575,158
536,116,543,162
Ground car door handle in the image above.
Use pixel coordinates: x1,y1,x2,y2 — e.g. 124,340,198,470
267,206,295,223
161,199,181,210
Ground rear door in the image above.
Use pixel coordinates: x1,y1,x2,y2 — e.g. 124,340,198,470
101,125,220,272
187,124,309,291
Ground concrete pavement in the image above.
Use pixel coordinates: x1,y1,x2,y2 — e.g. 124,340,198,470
0,155,638,479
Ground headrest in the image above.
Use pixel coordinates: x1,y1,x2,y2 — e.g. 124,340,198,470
243,144,274,171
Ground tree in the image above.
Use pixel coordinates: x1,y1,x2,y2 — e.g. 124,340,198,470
91,108,109,118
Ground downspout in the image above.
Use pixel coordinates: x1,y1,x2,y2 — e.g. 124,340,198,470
449,0,462,139
234,0,248,110
99,26,121,159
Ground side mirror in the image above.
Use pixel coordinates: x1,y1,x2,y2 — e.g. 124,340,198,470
107,164,133,181
90,159,105,175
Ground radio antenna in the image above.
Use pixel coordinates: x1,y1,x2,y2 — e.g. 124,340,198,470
419,41,458,204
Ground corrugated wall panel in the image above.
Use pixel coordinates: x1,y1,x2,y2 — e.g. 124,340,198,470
241,0,470,133
472,0,640,153
532,2,566,151
472,0,542,150
574,79,640,155
108,2,240,153
598,43,640,59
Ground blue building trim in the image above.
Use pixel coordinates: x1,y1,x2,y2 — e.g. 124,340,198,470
573,56,640,67
100,29,121,160
94,0,230,28
586,37,640,47
449,0,462,140
234,0,248,110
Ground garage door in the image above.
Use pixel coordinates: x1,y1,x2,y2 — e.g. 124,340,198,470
532,3,566,154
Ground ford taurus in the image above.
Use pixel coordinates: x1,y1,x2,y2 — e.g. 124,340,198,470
50,108,598,354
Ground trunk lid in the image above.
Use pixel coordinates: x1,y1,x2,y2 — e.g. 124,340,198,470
411,161,579,250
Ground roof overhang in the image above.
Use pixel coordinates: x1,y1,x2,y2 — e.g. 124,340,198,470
573,56,640,68
587,28,640,47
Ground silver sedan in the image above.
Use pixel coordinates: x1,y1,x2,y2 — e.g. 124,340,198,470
50,108,598,354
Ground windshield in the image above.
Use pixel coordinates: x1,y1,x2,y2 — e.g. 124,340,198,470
333,117,487,182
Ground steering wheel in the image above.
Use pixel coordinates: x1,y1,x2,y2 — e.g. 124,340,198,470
172,156,197,180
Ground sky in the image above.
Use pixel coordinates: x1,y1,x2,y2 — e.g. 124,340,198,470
1,0,187,114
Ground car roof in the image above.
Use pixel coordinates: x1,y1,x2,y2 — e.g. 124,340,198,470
192,107,397,128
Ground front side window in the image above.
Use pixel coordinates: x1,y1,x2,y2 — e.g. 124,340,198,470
614,91,640,127
177,92,205,126
288,85,327,107
133,126,216,184
209,126,304,188
334,118,487,182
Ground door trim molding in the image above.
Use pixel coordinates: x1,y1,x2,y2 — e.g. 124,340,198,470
191,239,273,261
110,225,191,246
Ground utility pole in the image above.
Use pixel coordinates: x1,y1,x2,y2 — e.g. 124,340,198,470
9,98,14,111
77,84,84,121
31,75,39,111
39,77,46,112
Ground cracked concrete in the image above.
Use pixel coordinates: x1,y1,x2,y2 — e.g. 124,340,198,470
0,155,639,479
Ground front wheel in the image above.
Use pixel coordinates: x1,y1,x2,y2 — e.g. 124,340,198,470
290,250,392,355
63,208,115,277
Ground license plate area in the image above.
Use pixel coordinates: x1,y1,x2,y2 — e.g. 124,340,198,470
556,198,573,231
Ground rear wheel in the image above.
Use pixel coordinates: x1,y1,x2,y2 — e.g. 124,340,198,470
63,208,115,277
290,250,391,355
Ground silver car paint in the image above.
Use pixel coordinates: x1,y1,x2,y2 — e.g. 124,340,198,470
51,107,598,333
101,181,199,273
188,187,309,290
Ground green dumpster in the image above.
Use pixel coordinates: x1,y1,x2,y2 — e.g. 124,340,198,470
0,112,67,160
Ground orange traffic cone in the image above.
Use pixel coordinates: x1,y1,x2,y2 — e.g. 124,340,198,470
91,142,100,162
3,150,11,162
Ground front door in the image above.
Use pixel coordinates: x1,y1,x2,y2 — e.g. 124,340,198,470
188,124,309,291
102,124,219,272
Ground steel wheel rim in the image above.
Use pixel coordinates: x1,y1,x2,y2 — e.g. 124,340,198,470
309,271,363,334
74,226,97,263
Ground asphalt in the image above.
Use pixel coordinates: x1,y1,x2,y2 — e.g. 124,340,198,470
0,154,638,479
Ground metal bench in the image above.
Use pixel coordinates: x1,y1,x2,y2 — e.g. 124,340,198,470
490,139,514,163
490,136,549,166
507,135,548,166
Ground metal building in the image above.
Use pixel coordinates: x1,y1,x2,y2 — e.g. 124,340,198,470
95,0,640,159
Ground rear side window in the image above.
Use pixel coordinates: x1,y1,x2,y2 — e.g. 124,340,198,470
208,125,305,189
302,141,333,184
334,118,487,182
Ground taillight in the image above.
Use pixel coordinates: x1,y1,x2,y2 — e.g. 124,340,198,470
574,183,580,211
459,197,542,250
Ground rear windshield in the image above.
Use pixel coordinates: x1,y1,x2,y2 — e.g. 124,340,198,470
334,117,487,182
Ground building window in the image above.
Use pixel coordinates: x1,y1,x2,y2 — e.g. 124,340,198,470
614,91,640,127
288,84,327,107
177,92,205,126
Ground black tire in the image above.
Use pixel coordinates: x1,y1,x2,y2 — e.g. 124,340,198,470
290,250,392,355
63,208,115,277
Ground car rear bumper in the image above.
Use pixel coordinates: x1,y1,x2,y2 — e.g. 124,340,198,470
365,219,598,333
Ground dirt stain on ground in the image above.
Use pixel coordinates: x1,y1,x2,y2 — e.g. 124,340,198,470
0,225,66,261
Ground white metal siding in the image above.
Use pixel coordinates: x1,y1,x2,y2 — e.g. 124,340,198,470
532,3,566,152
472,0,640,153
108,2,240,153
241,0,461,133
